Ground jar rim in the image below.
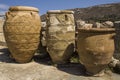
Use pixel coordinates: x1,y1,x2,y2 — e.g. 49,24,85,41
47,10,74,14
9,6,39,12
78,28,115,32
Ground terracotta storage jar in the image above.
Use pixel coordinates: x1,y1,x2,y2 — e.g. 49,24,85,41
3,6,41,63
46,10,75,64
77,28,115,76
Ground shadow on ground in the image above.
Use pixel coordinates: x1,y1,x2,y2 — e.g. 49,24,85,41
33,53,52,65
56,63,86,76
0,48,115,77
0,48,16,63
34,52,87,76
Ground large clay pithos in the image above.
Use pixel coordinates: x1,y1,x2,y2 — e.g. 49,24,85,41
3,6,41,63
77,28,115,76
46,10,75,64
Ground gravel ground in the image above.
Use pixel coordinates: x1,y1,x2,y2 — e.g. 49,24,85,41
0,46,120,80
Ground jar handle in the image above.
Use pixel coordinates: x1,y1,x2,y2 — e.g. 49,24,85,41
6,11,10,19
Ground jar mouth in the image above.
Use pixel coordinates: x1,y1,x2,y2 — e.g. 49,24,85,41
9,6,39,12
78,28,115,33
47,10,74,14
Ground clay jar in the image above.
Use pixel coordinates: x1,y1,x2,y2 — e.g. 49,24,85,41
77,28,115,76
3,6,41,63
46,10,75,64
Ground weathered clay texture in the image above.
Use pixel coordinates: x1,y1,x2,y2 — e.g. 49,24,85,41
77,28,115,76
46,10,75,64
3,6,41,63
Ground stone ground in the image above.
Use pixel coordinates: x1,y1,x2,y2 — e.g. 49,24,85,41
0,45,120,80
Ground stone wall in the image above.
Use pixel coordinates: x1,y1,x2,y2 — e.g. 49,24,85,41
0,19,6,47
0,19,4,32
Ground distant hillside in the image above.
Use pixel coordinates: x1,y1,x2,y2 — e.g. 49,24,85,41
41,2,120,22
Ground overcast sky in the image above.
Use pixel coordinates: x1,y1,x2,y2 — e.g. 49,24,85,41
0,0,120,15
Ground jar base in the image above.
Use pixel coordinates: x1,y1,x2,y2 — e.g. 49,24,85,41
86,70,105,77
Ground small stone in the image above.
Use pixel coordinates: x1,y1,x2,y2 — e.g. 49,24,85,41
101,21,114,28
76,20,86,28
113,62,120,74
82,23,93,28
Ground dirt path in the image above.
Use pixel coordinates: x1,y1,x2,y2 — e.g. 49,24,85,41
0,46,120,80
